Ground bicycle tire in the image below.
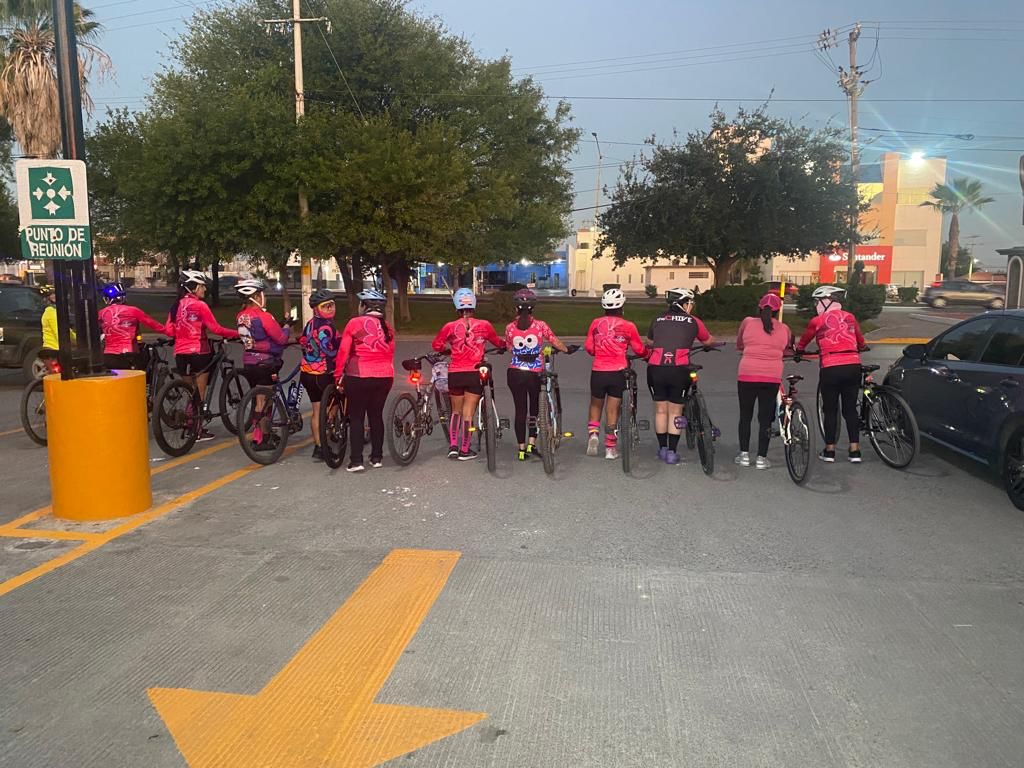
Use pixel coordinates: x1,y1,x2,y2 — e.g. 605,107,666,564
20,378,46,447
387,392,422,465
434,388,451,441
153,379,200,457
816,383,842,444
620,383,634,474
537,391,556,475
483,386,498,473
866,387,920,469
319,383,349,469
237,386,289,465
784,401,814,486
219,367,250,435
148,364,169,415
693,391,715,476
685,400,696,450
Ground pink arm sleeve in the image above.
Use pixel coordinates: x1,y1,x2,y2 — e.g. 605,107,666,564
735,318,747,351
487,322,505,349
135,307,166,335
262,313,291,346
584,321,596,356
336,322,355,376
629,323,647,356
431,325,448,352
796,317,819,351
695,318,711,343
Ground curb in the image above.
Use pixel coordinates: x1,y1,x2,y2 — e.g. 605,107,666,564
869,338,931,345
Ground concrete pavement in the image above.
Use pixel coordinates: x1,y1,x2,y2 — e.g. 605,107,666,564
0,338,1022,767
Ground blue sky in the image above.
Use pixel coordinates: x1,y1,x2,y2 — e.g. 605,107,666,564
89,0,1024,268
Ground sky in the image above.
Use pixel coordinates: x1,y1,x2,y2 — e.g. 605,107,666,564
88,0,1024,269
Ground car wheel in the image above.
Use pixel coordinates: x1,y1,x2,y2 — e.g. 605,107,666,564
930,297,947,309
988,298,1005,310
1003,429,1024,511
21,345,43,383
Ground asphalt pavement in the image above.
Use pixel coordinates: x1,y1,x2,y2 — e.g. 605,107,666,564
0,322,1021,767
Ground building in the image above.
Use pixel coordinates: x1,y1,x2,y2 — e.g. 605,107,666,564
769,152,947,289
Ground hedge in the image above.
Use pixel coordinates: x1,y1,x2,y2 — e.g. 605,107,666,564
694,284,765,321
795,283,885,322
898,287,919,304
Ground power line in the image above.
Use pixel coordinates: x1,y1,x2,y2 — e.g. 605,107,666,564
307,0,365,121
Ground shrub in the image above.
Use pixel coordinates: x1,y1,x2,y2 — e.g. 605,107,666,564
795,283,885,322
694,284,764,321
898,287,919,304
645,284,658,298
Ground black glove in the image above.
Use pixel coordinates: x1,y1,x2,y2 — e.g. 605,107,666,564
567,344,581,355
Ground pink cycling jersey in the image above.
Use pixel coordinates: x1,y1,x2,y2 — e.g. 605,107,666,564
584,316,647,372
796,308,865,369
432,317,505,373
736,316,793,384
167,294,239,355
237,305,291,366
505,318,556,372
99,304,165,355
337,315,396,378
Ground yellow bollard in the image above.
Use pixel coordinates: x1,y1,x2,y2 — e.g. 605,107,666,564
44,369,152,521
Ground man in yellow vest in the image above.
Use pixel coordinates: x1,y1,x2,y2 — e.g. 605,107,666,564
39,287,73,372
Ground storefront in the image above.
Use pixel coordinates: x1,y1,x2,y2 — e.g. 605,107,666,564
819,246,894,285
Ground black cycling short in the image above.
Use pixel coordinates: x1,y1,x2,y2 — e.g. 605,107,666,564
243,359,284,387
447,370,483,397
175,353,214,376
104,352,144,371
590,370,626,400
38,347,58,360
300,371,333,403
648,365,690,404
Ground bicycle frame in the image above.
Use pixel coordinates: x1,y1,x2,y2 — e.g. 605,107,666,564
406,354,448,438
473,355,504,448
535,346,568,440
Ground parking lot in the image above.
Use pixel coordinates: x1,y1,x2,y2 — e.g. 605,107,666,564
1,331,1022,767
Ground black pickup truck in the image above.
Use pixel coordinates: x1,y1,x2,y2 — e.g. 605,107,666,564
0,284,47,381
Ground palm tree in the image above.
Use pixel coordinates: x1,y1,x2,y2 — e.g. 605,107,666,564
0,0,111,158
920,177,994,278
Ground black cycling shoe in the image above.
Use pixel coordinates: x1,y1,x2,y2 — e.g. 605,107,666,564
848,450,863,464
818,449,836,463
458,448,478,461
312,445,324,462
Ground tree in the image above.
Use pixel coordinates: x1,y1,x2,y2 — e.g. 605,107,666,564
597,107,860,286
0,0,110,157
920,178,994,278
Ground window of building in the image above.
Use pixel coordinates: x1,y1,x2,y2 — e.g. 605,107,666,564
896,190,932,205
628,274,632,283
578,242,590,250
688,271,709,279
929,317,998,362
981,319,1024,367
668,271,675,280
893,229,928,247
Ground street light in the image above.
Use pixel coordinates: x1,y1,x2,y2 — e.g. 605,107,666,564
968,257,981,280
590,131,603,297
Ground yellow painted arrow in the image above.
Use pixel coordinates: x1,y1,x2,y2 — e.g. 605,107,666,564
149,549,485,767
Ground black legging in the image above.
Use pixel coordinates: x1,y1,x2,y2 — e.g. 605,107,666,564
737,381,777,457
343,375,393,463
819,364,861,444
507,368,541,444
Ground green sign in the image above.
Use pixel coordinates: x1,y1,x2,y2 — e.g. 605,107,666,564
16,160,92,261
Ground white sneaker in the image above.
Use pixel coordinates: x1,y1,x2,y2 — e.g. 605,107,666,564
734,451,751,467
586,434,600,456
605,446,619,460
370,459,383,469
755,456,771,470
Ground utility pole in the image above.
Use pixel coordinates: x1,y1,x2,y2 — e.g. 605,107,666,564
840,23,863,268
264,1,328,324
590,131,602,297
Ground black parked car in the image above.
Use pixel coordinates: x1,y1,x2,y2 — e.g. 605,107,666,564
885,311,1024,509
920,280,1005,310
0,284,47,382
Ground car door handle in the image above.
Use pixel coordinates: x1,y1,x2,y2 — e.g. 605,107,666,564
999,378,1021,389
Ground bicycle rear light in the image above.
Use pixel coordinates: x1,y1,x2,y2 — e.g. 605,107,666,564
409,370,421,384
689,371,698,381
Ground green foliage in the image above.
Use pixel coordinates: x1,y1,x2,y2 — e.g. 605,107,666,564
795,283,885,322
598,106,862,286
898,287,919,304
645,284,658,298
941,241,973,276
490,291,516,323
694,285,764,321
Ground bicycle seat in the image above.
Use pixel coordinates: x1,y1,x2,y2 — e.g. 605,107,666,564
862,364,880,373
686,364,703,372
785,374,804,384
401,359,420,371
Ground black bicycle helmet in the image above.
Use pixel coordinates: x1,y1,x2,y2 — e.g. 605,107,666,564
309,288,335,308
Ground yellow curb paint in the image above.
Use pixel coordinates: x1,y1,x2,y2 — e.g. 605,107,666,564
0,439,314,599
0,528,102,542
149,549,486,768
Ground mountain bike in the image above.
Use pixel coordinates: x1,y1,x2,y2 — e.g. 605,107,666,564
681,344,725,476
810,350,920,469
533,344,578,476
140,338,173,413
236,355,305,465
619,353,651,475
474,347,507,473
775,364,816,485
19,355,59,446
318,380,350,469
387,351,452,465
152,339,247,457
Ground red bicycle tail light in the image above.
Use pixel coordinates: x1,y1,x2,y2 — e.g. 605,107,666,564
409,371,421,384
689,371,698,381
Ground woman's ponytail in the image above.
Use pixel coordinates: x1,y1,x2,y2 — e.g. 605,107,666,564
760,305,774,334
516,307,532,331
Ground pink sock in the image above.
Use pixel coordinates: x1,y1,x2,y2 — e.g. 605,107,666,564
449,414,461,449
605,432,618,448
588,421,600,435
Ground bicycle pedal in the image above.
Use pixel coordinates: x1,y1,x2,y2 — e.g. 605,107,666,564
638,420,651,431
499,418,511,429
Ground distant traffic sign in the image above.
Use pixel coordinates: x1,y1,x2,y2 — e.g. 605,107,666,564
15,159,92,261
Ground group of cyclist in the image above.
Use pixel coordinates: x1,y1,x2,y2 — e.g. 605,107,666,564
74,271,865,472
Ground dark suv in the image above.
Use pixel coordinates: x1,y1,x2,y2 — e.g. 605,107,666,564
921,280,1005,310
0,284,47,381
885,311,1024,509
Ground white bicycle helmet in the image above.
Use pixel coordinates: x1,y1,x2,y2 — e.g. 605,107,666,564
666,287,695,306
812,285,846,301
179,269,208,290
234,277,265,298
601,288,626,310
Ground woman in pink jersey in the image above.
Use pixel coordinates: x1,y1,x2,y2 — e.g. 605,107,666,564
583,288,647,460
431,288,506,461
504,289,574,462
98,282,166,371
734,293,793,470
795,285,867,464
335,289,396,472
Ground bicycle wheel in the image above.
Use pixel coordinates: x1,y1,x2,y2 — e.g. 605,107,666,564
319,383,349,469
483,387,498,473
620,383,634,474
387,392,421,465
434,388,451,441
866,387,920,469
153,379,201,457
783,401,814,486
148,363,169,415
685,398,696,450
537,391,556,475
692,391,715,476
816,383,842,444
219,367,250,435
20,378,46,446
237,386,289,465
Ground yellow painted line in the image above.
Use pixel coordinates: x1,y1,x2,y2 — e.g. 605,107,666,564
0,528,102,542
870,337,931,344
0,508,50,533
0,439,313,599
149,549,486,767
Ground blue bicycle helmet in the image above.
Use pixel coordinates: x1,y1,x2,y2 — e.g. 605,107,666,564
101,282,126,304
453,288,477,311
357,288,387,302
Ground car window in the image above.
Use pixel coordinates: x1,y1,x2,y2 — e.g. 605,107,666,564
929,317,998,362
980,319,1024,367
0,288,45,315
